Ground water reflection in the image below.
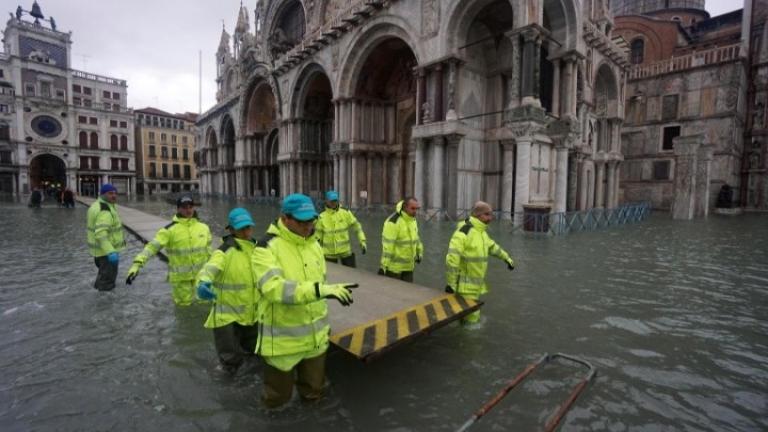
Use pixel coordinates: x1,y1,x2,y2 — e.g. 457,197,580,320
0,196,766,431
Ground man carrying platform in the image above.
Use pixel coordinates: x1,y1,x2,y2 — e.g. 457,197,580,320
445,201,515,324
125,194,212,305
86,183,125,291
379,197,423,282
252,193,358,408
315,190,367,268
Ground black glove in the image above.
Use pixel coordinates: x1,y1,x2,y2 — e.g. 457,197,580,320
445,285,455,294
377,268,385,275
316,283,359,306
415,256,422,264
125,265,140,285
361,244,367,255
507,261,515,271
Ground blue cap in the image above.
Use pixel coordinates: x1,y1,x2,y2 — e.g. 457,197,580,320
281,194,318,221
227,208,255,230
325,190,339,201
100,183,117,195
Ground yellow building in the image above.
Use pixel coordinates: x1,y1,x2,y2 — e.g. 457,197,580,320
134,108,198,194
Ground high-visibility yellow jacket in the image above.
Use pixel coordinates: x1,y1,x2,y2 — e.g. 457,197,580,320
86,197,125,257
445,216,514,297
315,206,366,258
251,218,329,358
197,235,258,328
380,201,423,273
131,214,212,285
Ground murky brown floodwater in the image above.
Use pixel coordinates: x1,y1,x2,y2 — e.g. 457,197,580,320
1,195,766,431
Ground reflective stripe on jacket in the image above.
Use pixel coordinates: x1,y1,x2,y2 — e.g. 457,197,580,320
197,236,258,328
251,218,329,357
315,206,366,258
131,214,212,283
380,201,423,273
86,198,125,257
445,216,514,297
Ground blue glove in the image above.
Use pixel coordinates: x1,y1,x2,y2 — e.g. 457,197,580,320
107,252,119,265
197,282,216,300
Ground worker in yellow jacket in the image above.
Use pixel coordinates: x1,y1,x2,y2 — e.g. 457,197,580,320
315,190,366,267
252,193,358,408
445,201,515,324
196,208,259,374
86,183,125,291
379,197,423,282
125,194,212,305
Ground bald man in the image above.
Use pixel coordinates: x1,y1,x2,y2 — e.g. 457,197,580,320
445,201,515,324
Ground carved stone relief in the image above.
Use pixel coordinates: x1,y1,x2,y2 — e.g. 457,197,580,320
422,0,440,37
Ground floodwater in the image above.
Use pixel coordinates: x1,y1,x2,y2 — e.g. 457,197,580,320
1,195,767,432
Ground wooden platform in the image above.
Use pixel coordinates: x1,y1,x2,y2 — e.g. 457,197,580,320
78,197,482,361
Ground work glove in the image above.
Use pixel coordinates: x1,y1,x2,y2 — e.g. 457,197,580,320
445,285,455,294
107,252,119,265
125,264,140,285
507,260,515,271
361,243,367,255
415,255,422,264
377,268,385,275
197,281,216,300
316,283,358,306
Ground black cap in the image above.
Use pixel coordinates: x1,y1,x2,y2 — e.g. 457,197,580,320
176,194,195,207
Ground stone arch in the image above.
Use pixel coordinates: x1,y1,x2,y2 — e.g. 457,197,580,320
265,0,306,58
204,126,218,168
444,0,517,53
29,153,67,190
337,19,422,97
456,0,516,123
220,114,237,194
594,63,619,118
243,79,278,136
290,62,334,119
543,0,579,51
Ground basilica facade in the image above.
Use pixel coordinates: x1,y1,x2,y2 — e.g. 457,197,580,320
196,0,628,222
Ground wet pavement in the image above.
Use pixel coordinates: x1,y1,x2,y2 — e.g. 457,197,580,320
1,195,767,431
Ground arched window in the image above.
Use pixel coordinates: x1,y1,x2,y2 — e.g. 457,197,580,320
631,39,645,65
110,134,118,150
120,135,128,150
90,132,99,149
79,131,88,148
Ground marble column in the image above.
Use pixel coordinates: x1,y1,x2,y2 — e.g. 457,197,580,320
606,162,616,209
382,154,389,204
414,139,425,206
595,163,605,208
672,135,703,220
333,154,339,191
434,63,443,122
432,138,445,212
555,146,568,213
366,153,373,206
578,159,588,210
695,145,714,218
552,59,561,117
350,154,359,208
514,139,532,226
501,141,516,219
520,29,541,105
417,70,426,125
339,154,347,202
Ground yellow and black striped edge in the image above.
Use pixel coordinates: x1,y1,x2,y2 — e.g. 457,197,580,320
330,294,483,362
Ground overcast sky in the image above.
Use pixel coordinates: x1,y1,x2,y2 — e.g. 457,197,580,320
1,0,745,115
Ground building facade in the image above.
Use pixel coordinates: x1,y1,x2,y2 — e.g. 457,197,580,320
197,0,629,223
0,2,135,198
134,108,198,194
614,0,768,215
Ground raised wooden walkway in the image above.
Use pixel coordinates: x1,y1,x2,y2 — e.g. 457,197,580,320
78,197,481,361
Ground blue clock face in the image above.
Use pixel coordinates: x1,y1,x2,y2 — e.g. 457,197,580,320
31,115,63,138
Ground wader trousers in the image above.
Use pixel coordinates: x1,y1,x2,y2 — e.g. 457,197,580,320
93,256,118,291
262,352,326,408
213,322,259,374
325,253,356,268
